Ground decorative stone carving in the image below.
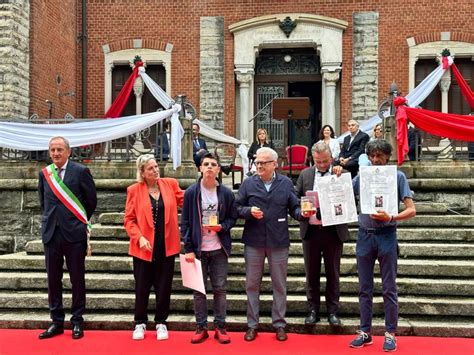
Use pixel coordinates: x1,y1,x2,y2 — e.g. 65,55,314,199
279,16,297,38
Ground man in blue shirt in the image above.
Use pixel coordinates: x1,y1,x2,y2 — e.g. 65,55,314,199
349,139,416,352
236,147,303,342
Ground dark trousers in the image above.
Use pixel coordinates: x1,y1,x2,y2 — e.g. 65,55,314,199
193,248,229,329
133,255,175,325
302,226,343,315
43,227,87,326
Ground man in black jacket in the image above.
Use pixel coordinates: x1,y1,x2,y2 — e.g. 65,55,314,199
296,142,349,327
339,120,370,177
38,136,97,340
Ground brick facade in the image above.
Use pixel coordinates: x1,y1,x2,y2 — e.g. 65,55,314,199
22,0,474,134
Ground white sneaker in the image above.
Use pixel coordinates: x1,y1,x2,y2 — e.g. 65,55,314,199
132,324,146,340
156,324,168,340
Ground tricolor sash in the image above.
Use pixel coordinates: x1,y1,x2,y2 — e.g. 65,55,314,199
42,164,92,233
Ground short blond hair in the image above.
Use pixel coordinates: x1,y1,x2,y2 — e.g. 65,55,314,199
136,154,156,182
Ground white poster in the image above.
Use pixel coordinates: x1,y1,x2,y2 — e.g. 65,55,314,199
359,165,398,215
316,173,358,226
179,254,206,295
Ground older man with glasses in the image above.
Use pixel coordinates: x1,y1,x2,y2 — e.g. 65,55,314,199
236,147,303,342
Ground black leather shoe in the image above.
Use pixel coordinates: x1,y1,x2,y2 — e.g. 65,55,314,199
328,314,342,326
72,323,84,339
276,327,287,341
305,310,320,325
244,328,257,341
38,324,64,339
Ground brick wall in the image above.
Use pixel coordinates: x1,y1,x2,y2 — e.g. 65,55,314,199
29,0,77,119
27,0,473,133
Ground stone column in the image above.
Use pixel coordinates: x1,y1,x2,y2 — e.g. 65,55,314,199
438,71,453,158
321,70,340,129
235,67,254,145
439,71,451,114
132,76,144,152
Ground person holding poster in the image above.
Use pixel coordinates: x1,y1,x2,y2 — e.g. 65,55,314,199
296,142,349,327
181,153,237,344
349,140,416,352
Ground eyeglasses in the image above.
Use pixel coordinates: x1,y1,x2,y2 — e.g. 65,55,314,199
374,128,382,131
202,162,218,167
255,160,274,166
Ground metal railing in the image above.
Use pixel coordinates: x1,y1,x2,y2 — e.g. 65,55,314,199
0,117,170,162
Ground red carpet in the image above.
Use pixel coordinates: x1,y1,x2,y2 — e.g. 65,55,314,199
0,329,472,355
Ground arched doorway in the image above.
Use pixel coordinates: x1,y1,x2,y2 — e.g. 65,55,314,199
230,14,348,145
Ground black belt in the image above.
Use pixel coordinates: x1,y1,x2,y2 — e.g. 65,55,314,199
359,225,397,234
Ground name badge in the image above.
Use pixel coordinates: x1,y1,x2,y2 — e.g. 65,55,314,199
278,218,285,222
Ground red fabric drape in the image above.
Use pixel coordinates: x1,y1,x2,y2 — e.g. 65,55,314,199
451,63,474,110
104,61,143,118
395,96,474,165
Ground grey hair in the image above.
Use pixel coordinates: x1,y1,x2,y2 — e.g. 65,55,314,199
365,139,392,157
49,136,70,150
136,154,156,182
348,119,359,127
256,146,278,161
311,141,332,156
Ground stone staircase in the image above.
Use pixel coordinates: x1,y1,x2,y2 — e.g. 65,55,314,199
0,208,473,337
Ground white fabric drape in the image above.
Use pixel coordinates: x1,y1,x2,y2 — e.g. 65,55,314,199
193,118,249,174
337,57,452,142
0,107,179,151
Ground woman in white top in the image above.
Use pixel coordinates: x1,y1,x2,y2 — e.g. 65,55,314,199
317,124,340,161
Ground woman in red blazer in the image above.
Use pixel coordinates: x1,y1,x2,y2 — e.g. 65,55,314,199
124,154,184,341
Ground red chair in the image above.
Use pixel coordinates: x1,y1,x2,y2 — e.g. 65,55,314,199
280,144,309,176
214,143,243,188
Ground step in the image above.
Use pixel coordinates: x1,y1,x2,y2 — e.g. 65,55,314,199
0,272,472,297
24,240,474,259
0,292,472,318
88,225,474,243
1,253,473,277
98,212,474,228
0,311,472,337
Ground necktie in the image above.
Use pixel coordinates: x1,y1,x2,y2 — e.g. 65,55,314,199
56,167,63,180
195,139,200,149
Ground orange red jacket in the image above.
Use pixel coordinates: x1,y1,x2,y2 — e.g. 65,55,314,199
124,178,184,261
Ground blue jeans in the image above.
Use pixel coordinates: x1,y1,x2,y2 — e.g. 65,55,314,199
356,227,398,333
244,245,289,329
193,248,228,329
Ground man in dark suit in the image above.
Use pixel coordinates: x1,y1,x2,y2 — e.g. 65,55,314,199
296,141,349,327
38,136,97,340
192,123,208,167
339,119,370,177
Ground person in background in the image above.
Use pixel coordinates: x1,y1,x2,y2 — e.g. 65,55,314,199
407,122,422,161
156,121,171,161
296,142,348,327
236,147,303,342
339,119,370,177
38,136,97,340
317,124,340,161
193,123,208,167
124,154,184,341
349,140,416,352
181,153,237,344
247,128,273,173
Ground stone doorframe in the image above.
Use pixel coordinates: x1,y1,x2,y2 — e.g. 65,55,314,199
229,14,348,144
